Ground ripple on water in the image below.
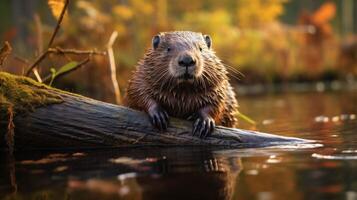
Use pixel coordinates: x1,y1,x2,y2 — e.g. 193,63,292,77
312,153,357,160
314,114,356,123
268,143,324,150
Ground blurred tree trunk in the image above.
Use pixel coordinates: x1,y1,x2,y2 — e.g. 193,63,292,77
342,0,354,36
11,0,38,56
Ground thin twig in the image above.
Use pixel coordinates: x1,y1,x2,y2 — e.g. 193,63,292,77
33,69,43,83
49,47,106,55
48,0,70,48
25,47,105,76
26,0,69,77
33,14,44,82
42,57,91,83
25,50,49,76
106,31,121,104
55,47,73,63
13,56,30,65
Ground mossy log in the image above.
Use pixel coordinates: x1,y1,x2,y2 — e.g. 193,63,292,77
0,72,314,150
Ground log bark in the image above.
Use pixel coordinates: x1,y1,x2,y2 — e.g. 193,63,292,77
8,91,314,150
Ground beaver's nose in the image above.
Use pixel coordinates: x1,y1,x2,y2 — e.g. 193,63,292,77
178,56,196,67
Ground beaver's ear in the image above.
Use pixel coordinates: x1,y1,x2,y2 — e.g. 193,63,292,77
152,35,161,50
204,35,212,49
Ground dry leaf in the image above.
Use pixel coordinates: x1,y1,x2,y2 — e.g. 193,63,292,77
0,41,12,66
48,0,67,20
313,2,336,24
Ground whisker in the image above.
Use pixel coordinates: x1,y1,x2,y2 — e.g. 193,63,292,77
222,63,245,76
201,72,215,90
157,71,170,93
222,63,245,80
200,74,207,93
154,69,169,85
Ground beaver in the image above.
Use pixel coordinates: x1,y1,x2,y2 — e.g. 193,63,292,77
124,31,238,138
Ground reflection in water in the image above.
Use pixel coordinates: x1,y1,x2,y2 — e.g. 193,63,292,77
1,153,17,197
1,91,357,200
1,148,242,200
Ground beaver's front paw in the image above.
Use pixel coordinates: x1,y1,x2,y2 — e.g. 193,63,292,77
192,115,215,138
148,105,169,131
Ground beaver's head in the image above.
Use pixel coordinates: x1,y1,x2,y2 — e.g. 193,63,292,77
147,31,220,85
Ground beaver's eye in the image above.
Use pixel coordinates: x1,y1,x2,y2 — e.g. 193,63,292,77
167,47,171,52
199,47,203,52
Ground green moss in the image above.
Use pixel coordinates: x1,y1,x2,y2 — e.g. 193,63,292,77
0,72,63,151
0,72,63,115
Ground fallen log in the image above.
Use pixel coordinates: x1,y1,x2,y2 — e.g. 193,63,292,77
0,72,314,150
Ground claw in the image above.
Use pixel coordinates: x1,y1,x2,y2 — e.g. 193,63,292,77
152,115,158,128
192,118,201,136
202,121,211,138
204,119,213,138
159,112,167,130
192,114,215,139
148,105,169,132
199,120,207,138
209,120,215,136
156,115,163,131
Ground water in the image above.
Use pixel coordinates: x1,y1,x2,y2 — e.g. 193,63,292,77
1,90,357,200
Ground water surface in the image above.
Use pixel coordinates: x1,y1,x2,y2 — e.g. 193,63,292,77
1,90,357,200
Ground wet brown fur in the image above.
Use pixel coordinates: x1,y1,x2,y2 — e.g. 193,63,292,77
124,31,238,127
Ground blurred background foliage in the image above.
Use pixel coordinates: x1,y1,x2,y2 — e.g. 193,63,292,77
0,0,356,103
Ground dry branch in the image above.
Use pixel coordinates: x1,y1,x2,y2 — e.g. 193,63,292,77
47,0,70,48
107,31,121,104
25,51,49,76
42,57,91,83
24,0,106,80
49,47,106,56
25,48,105,76
13,56,30,65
